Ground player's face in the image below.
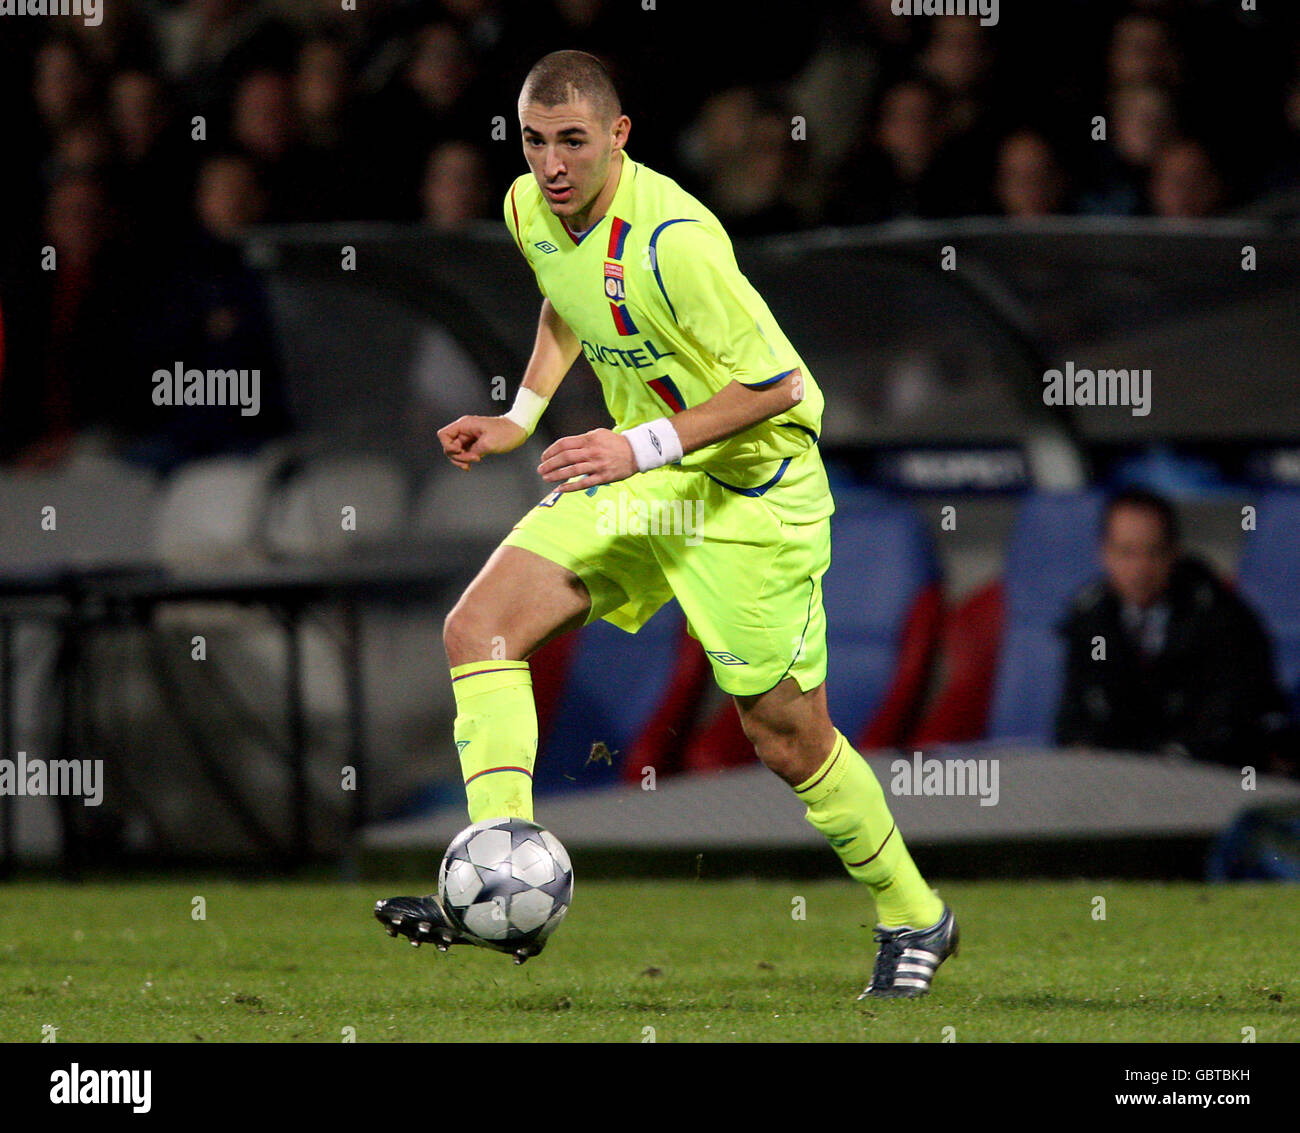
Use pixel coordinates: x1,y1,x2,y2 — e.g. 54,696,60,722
518,98,626,222
1102,506,1176,609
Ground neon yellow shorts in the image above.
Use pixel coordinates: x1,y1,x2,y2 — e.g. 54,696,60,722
502,459,832,696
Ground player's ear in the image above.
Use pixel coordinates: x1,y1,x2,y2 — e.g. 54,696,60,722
611,114,631,150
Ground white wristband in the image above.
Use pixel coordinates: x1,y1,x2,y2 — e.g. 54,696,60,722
503,386,550,436
622,417,683,472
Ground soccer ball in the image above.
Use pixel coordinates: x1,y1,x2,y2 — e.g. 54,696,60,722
438,817,574,946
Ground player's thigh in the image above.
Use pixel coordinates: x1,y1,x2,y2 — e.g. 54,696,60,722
664,490,832,697
444,544,591,664
502,478,674,634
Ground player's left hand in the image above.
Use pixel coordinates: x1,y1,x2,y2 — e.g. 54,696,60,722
538,428,637,491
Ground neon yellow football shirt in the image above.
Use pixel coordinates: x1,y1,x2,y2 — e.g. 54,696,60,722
504,152,832,523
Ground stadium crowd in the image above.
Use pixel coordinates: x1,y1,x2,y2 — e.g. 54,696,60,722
0,0,1297,466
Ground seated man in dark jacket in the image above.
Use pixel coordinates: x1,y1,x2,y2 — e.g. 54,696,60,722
1055,489,1296,774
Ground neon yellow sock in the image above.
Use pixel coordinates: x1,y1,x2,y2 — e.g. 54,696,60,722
451,660,537,823
795,731,944,929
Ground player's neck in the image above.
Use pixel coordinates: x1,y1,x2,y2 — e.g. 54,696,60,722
567,150,624,234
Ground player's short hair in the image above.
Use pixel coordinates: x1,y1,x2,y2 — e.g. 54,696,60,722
519,50,621,125
1102,488,1180,548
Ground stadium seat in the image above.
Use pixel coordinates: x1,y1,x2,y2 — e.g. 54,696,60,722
910,579,1004,745
0,457,159,574
411,463,541,541
672,489,944,771
1236,490,1300,717
151,450,285,566
262,453,408,557
985,490,1105,744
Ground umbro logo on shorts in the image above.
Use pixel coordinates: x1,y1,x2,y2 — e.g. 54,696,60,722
706,650,748,666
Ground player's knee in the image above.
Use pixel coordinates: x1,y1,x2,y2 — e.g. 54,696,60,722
443,599,497,666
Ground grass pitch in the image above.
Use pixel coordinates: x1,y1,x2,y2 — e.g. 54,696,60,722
1,879,1297,1043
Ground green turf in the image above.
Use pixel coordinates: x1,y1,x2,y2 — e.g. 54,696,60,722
1,879,1297,1042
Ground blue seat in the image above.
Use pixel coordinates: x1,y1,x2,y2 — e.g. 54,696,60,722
987,491,1105,743
534,604,684,793
1236,490,1300,719
824,489,941,742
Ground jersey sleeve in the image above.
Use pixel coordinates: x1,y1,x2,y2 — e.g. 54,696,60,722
654,221,800,389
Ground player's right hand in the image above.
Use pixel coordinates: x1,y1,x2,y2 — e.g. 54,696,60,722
437,415,528,470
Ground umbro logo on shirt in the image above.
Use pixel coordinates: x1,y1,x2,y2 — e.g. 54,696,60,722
535,241,558,253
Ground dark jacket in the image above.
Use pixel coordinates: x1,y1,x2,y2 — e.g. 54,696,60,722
1054,556,1291,767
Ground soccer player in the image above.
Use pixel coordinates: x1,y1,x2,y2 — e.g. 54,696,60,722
376,50,958,998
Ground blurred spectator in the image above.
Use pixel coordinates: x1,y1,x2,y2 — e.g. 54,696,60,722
1,172,139,465
681,88,804,236
785,25,878,194
1056,489,1297,775
47,117,113,180
919,15,997,138
1261,62,1300,199
783,0,922,201
157,0,295,116
1107,12,1183,93
548,0,626,59
827,77,976,223
1081,83,1179,215
859,0,923,60
108,68,194,246
420,140,492,229
109,68,169,162
124,153,288,470
918,16,1002,203
366,20,481,218
230,68,294,162
194,151,265,240
292,34,374,218
1111,82,1178,168
68,0,159,74
403,21,477,125
1149,138,1226,218
678,86,755,191
994,129,1069,218
439,0,508,58
33,36,97,147
294,33,350,149
229,67,336,221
